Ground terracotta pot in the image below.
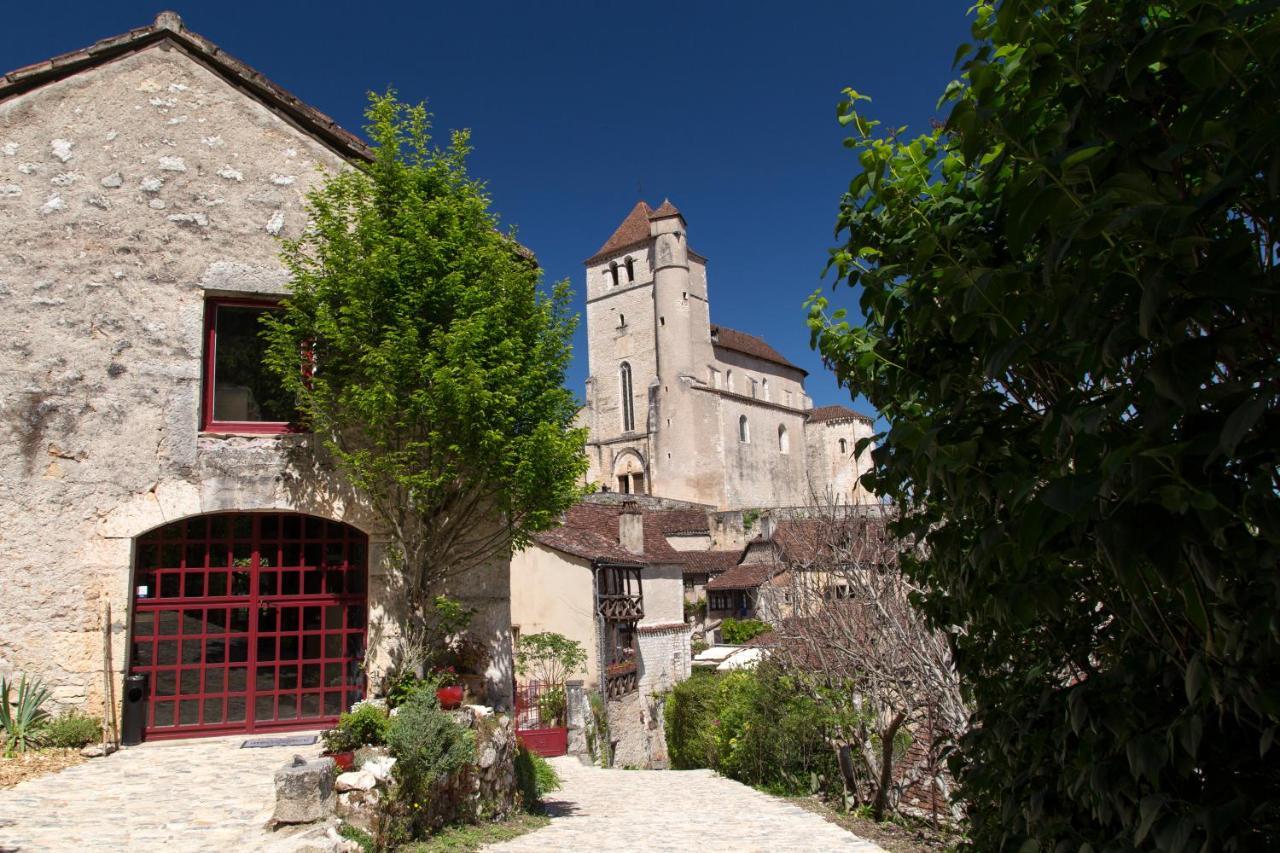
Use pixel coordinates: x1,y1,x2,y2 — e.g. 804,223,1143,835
326,750,355,771
437,685,464,710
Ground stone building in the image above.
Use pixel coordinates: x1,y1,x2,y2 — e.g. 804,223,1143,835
510,496,698,766
579,201,877,509
0,14,512,740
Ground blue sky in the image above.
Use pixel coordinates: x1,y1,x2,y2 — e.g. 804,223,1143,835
3,1,974,420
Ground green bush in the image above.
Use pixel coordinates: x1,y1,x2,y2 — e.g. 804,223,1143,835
381,688,476,842
536,686,566,727
664,666,841,797
514,745,561,808
323,702,389,753
44,712,99,749
665,669,722,770
720,618,771,645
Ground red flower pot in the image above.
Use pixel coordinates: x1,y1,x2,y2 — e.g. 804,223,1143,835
327,750,355,771
437,685,464,710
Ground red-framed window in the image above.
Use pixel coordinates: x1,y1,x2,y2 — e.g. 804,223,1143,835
201,298,298,434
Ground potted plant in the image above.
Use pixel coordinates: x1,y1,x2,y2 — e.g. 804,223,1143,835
321,702,388,770
434,666,463,710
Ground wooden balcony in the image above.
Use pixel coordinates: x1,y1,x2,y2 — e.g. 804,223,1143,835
598,594,643,620
604,661,638,698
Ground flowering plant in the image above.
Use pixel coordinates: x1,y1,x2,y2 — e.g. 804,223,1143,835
432,665,459,687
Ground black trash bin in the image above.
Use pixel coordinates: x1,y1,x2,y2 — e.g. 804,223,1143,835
121,673,147,746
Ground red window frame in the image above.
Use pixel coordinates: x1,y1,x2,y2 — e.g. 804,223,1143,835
201,297,299,435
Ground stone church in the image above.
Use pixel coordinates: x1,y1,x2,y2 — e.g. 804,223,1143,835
579,201,876,509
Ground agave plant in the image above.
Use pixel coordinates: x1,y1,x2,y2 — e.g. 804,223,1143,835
1,674,52,756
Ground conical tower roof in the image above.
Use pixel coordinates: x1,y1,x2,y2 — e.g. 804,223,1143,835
584,201,655,264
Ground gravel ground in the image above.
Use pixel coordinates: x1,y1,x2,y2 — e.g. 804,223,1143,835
0,749,86,790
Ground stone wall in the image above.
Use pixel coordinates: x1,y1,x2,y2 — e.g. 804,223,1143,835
607,689,670,769
0,44,511,716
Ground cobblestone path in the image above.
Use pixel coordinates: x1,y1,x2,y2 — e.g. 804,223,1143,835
0,733,323,852
486,757,886,852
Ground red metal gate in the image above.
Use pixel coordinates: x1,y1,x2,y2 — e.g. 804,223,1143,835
129,512,367,739
515,681,568,757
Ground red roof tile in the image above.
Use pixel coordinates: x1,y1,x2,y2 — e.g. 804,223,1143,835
681,550,743,575
649,509,711,536
710,326,806,375
532,501,687,565
806,405,874,425
649,199,682,220
584,201,654,264
706,561,779,591
748,516,898,567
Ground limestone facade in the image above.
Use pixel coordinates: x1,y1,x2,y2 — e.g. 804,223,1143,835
0,15,512,729
580,201,877,509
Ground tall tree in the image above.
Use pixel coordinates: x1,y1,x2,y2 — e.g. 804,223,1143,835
809,1,1279,849
265,93,587,608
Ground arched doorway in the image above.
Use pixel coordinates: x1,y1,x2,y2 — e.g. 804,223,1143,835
612,450,646,495
129,512,368,739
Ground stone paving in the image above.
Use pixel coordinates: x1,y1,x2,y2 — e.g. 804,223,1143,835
0,732,324,852
485,756,887,853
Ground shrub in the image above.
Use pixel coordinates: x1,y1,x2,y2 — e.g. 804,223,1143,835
44,711,99,749
1,674,51,756
381,688,476,842
691,640,710,656
323,702,389,753
664,666,842,797
537,686,566,727
720,618,771,645
514,745,561,808
665,669,722,770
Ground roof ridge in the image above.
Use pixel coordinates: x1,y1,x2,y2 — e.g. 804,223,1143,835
0,11,372,162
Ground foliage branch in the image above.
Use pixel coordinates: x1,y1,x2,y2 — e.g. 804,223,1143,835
264,93,588,609
808,1,1280,848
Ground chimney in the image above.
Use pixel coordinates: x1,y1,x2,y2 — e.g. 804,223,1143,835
759,513,777,541
618,502,644,555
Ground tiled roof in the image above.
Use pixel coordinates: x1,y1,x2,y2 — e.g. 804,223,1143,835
706,561,779,591
649,509,711,536
681,550,743,575
0,12,371,162
710,326,806,375
749,517,898,567
649,199,682,219
806,405,874,425
531,521,640,565
532,501,686,565
584,201,655,264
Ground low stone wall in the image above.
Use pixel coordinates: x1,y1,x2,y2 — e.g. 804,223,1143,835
273,705,519,845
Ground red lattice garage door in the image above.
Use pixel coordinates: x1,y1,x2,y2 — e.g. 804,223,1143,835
129,512,368,739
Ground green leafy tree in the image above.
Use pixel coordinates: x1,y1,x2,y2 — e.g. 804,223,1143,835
514,632,587,687
720,618,772,645
264,93,587,607
809,2,1279,849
